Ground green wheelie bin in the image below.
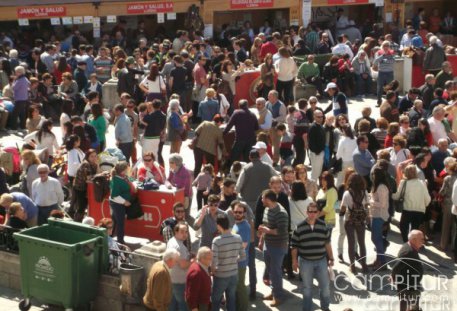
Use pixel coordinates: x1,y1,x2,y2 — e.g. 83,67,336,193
13,219,109,311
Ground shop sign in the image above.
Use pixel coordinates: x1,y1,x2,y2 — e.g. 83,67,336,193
230,0,274,9
327,0,369,4
17,6,66,19
127,2,174,14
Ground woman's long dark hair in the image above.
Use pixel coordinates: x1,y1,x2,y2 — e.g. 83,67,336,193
57,56,68,72
418,118,431,135
37,119,55,143
291,181,307,201
347,173,366,203
1,59,12,76
371,167,389,193
91,103,103,119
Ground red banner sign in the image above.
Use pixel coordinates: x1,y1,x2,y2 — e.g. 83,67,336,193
127,2,174,14
17,6,66,19
327,0,369,4
230,0,274,9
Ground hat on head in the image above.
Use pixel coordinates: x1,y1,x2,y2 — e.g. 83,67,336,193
411,36,424,48
249,149,260,159
253,141,267,150
324,82,338,92
126,56,135,65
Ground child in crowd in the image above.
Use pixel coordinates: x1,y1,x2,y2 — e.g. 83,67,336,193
192,164,214,210
276,123,294,166
229,161,246,182
286,105,296,136
209,175,223,196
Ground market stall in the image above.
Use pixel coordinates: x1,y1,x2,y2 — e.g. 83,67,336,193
87,183,185,241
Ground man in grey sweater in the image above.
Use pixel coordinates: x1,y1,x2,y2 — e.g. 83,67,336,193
373,41,395,106
211,214,245,311
114,104,134,163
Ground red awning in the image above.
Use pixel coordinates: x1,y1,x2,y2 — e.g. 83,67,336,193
0,0,127,7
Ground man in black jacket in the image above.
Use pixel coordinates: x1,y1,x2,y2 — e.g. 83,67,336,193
117,56,144,97
419,74,435,116
391,230,424,311
308,110,325,180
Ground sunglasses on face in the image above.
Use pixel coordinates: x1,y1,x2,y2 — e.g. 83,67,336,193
143,158,152,162
308,210,318,214
233,211,244,214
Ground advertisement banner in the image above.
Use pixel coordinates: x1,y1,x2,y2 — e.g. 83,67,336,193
230,0,274,9
127,2,174,14
327,0,369,4
17,6,66,19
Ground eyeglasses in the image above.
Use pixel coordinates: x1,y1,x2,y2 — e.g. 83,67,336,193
143,158,152,162
308,210,318,214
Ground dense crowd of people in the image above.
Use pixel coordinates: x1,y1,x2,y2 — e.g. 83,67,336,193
0,6,457,311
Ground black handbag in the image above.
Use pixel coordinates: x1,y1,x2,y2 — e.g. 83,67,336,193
393,180,407,213
126,197,144,220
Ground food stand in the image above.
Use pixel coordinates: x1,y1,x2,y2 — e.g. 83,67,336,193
87,183,185,241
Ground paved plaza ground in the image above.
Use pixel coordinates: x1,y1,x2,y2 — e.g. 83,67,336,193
0,96,456,310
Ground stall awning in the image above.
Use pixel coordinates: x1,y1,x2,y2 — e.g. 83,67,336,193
0,0,127,6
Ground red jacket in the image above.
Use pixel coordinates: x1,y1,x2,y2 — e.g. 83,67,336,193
185,262,211,309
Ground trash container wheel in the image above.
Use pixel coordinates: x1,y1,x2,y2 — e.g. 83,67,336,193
19,298,31,311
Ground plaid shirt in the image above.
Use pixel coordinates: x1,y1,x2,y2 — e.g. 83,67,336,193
168,165,192,197
162,217,191,251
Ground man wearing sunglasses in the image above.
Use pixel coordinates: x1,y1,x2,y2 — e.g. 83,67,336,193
291,202,334,311
161,202,191,251
194,195,225,248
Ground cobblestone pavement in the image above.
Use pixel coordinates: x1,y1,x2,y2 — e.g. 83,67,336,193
0,96,456,310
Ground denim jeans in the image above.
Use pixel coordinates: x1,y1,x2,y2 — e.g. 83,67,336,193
377,71,394,105
355,74,371,96
236,267,248,311
170,283,188,311
110,201,126,244
263,244,287,300
299,256,331,311
211,274,238,311
37,204,59,225
371,218,386,264
248,241,257,294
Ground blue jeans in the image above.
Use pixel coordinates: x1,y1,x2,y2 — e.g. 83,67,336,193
377,71,394,105
248,242,257,294
170,283,188,311
371,218,386,264
263,244,287,300
211,274,238,311
299,257,331,311
355,74,371,96
110,201,126,244
37,204,59,225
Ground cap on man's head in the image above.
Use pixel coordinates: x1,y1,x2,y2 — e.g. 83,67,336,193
253,141,267,150
324,82,338,92
126,56,135,65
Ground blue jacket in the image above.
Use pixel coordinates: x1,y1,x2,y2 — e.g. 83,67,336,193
115,113,133,143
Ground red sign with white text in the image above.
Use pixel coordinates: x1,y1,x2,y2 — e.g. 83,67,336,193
17,6,66,19
327,0,369,4
230,0,274,9
127,2,173,14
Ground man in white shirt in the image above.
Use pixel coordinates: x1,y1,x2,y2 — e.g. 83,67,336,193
332,35,353,60
428,106,448,146
253,141,273,166
31,164,64,225
256,97,273,131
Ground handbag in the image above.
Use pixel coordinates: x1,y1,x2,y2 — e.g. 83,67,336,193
191,85,205,102
393,180,408,213
126,196,144,220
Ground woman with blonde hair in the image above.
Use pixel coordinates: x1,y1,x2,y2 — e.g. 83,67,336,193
392,164,431,242
20,150,41,196
250,37,263,66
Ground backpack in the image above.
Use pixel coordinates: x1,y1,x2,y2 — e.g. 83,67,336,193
160,217,177,236
348,190,367,226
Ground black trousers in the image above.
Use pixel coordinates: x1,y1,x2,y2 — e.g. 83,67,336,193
11,100,29,130
118,141,133,164
292,136,306,166
196,189,208,211
276,79,294,105
400,210,424,242
193,147,216,178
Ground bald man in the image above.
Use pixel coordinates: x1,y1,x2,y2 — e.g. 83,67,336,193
391,230,424,311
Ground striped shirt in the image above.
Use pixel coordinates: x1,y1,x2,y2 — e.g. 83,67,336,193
212,233,245,278
291,218,330,261
262,204,289,249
